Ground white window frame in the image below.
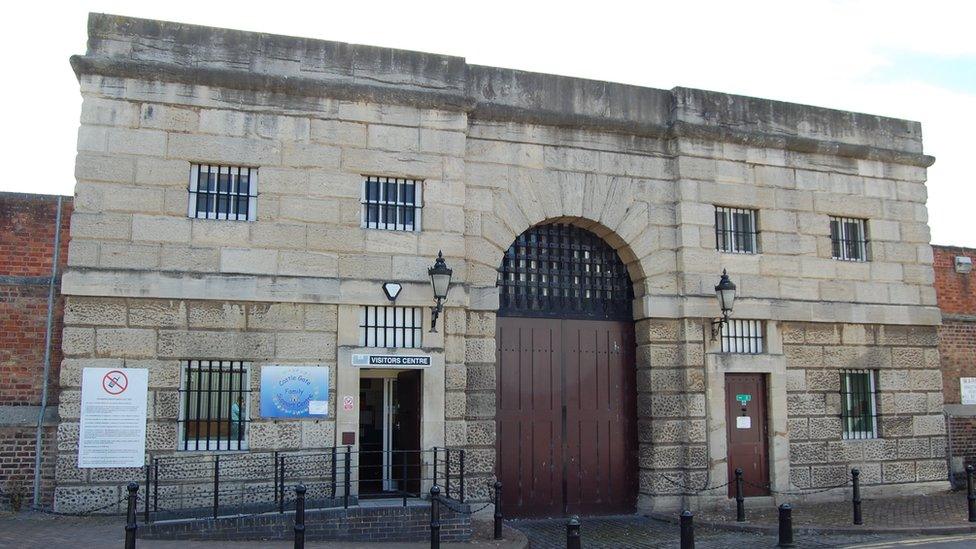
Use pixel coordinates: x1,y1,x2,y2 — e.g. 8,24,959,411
719,319,765,354
177,360,251,452
841,369,879,440
715,206,759,254
188,164,258,221
830,217,869,262
358,306,423,349
360,176,423,232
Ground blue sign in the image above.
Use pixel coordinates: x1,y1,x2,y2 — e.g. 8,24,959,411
260,365,330,418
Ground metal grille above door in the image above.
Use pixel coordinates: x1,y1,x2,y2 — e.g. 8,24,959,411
497,224,633,320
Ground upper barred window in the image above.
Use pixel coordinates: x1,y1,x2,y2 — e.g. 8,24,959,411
188,164,257,221
358,306,423,349
715,206,759,254
720,319,765,354
361,176,423,231
830,217,869,262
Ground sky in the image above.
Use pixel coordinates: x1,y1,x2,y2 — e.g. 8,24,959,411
3,1,974,246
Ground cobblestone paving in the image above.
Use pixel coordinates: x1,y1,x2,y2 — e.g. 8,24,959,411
512,515,911,549
696,490,969,528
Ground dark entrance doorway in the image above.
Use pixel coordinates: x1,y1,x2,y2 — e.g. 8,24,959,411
496,223,637,518
725,373,770,497
358,370,422,495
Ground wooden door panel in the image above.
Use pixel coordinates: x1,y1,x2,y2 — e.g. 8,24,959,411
498,316,636,518
725,373,770,497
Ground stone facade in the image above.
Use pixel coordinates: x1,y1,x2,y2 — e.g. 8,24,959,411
0,193,71,510
56,13,946,514
932,245,976,484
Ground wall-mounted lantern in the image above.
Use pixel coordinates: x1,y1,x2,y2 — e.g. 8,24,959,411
428,251,453,333
710,269,737,339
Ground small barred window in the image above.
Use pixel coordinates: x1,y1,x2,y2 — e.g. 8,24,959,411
715,206,759,254
359,306,423,348
361,176,422,231
178,361,250,451
830,217,868,262
841,369,879,439
188,164,257,221
720,319,765,354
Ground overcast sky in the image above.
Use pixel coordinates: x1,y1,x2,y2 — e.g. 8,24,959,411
4,1,974,245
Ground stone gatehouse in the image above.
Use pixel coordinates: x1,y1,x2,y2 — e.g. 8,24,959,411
56,12,947,517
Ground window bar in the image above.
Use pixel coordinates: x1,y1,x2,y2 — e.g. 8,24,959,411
216,361,224,449
220,361,230,449
194,362,203,451
205,361,214,450
183,362,191,451
237,364,250,450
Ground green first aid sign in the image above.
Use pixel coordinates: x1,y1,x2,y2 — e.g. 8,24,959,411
736,393,751,404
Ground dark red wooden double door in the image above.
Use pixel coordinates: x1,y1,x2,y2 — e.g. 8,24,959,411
496,317,637,518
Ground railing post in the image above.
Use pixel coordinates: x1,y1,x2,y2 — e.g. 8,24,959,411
777,503,794,547
293,484,306,549
344,446,351,509
213,455,220,520
432,447,439,486
274,451,279,509
429,485,441,549
402,450,408,507
144,463,150,523
152,458,159,518
852,468,862,525
566,516,581,549
445,448,451,499
735,468,745,522
279,455,286,514
459,450,466,503
124,482,138,549
493,481,503,540
330,447,337,500
967,464,976,523
679,510,694,549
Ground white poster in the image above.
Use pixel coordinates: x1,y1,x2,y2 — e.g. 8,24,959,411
962,378,976,405
78,368,148,468
736,416,752,429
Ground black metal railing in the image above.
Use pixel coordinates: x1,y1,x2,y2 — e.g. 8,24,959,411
143,446,466,522
178,361,251,452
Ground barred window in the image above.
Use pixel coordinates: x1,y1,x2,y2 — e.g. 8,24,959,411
361,176,423,231
830,217,868,262
188,164,257,221
841,369,879,439
715,207,759,254
359,306,422,348
720,319,764,354
179,361,250,451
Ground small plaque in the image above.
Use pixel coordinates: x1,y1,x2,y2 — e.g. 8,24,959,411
341,431,355,445
962,378,976,405
736,416,752,429
308,400,329,415
342,395,355,411
736,394,752,404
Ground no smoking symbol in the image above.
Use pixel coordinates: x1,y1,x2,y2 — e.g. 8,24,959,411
102,370,128,395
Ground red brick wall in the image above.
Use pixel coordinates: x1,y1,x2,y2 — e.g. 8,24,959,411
933,246,976,316
0,192,71,509
933,245,976,405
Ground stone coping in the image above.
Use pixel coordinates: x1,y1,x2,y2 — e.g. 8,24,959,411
71,13,934,167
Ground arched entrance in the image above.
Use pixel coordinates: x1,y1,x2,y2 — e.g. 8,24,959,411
495,223,638,518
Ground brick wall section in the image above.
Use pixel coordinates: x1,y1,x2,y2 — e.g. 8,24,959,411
0,192,72,509
139,504,471,542
933,245,976,485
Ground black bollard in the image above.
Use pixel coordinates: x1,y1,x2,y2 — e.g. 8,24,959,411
852,468,862,525
430,485,441,549
777,503,794,547
735,468,745,522
680,510,695,549
493,481,503,540
124,482,138,549
294,484,306,549
566,516,581,549
967,465,976,523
